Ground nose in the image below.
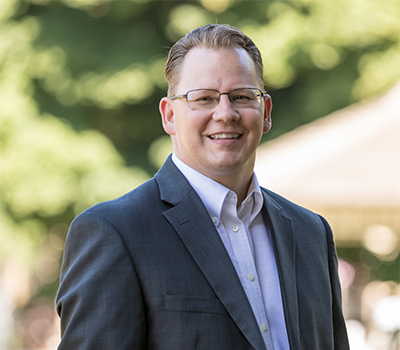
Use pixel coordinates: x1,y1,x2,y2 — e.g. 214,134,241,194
212,94,240,122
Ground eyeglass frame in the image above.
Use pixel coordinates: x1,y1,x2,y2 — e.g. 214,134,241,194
170,88,266,110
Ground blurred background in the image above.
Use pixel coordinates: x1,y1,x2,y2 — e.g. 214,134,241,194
0,0,399,349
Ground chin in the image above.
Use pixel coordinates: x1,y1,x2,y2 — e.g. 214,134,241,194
210,159,248,173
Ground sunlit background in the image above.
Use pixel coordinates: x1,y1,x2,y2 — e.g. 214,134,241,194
0,0,399,349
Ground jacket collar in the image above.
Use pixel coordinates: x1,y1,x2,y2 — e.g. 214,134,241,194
261,188,300,349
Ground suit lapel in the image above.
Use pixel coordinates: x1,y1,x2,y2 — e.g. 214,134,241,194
155,157,267,350
262,190,300,349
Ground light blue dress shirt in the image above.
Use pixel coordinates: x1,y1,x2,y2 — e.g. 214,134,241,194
172,153,290,350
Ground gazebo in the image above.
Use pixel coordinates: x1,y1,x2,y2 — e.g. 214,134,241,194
255,83,400,249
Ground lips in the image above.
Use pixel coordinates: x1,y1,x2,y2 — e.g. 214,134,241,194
208,133,241,140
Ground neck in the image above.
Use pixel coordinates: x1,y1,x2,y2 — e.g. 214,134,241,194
208,170,254,207
172,152,255,206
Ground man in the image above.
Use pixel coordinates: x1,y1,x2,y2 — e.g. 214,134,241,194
56,24,349,349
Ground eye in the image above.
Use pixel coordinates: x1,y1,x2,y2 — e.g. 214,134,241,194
188,90,218,105
196,95,214,102
232,94,250,101
231,93,253,102
230,89,259,104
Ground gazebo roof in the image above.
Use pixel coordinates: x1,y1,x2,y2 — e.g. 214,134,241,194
255,83,400,210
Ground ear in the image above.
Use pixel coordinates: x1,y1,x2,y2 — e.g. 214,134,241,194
263,94,272,133
159,97,176,136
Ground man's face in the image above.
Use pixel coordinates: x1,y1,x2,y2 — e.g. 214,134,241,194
160,46,272,182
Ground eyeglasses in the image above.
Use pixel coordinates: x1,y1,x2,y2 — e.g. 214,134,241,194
170,88,265,110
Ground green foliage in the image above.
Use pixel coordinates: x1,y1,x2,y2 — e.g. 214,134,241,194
0,0,399,310
0,0,149,303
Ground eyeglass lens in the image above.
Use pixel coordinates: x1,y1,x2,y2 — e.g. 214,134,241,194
187,89,262,110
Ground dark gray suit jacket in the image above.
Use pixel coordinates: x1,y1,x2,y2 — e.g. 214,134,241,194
56,156,349,349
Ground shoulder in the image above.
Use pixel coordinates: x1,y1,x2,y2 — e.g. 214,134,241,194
260,186,331,242
73,177,162,229
261,187,320,221
68,156,188,235
94,177,159,212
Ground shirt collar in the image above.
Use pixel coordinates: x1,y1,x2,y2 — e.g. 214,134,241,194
239,174,264,224
172,153,264,226
172,153,228,226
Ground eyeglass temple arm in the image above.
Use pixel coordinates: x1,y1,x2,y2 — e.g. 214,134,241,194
170,94,187,100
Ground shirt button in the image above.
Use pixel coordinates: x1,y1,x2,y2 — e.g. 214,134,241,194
247,273,255,281
260,323,268,332
232,224,239,232
212,216,218,224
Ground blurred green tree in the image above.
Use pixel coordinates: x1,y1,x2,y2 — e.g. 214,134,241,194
5,0,399,171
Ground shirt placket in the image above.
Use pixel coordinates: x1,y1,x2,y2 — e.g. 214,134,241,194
223,192,275,349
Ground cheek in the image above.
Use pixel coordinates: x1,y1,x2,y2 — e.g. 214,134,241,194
174,118,205,147
178,114,210,135
246,114,264,133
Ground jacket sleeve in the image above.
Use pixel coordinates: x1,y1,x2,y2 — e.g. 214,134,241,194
319,215,350,350
56,211,146,349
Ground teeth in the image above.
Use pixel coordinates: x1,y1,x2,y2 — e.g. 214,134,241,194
210,133,240,140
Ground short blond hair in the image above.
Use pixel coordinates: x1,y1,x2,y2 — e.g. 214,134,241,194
164,24,264,95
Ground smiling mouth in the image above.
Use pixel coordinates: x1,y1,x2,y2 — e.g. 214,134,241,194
209,133,241,140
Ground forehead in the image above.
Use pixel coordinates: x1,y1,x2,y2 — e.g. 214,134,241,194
175,46,259,92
